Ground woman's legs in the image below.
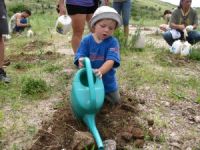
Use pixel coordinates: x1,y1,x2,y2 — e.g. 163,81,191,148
187,30,200,45
163,31,174,46
70,14,87,53
0,35,4,68
122,0,131,38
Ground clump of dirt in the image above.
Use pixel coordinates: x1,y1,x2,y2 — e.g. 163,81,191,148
8,51,63,65
22,40,52,51
30,91,146,150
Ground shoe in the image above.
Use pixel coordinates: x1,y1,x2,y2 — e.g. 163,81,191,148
0,68,10,83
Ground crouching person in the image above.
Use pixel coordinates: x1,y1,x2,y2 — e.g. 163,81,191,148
163,0,200,46
9,9,31,33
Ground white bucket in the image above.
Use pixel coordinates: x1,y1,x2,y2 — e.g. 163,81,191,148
55,15,72,35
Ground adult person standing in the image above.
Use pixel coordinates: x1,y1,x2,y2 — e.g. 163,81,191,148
0,0,10,83
163,0,200,46
112,0,131,38
58,0,109,54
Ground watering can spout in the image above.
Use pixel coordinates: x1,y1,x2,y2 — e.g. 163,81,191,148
71,57,105,149
83,114,104,150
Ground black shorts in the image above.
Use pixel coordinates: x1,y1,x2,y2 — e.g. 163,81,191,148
66,4,98,15
0,1,8,35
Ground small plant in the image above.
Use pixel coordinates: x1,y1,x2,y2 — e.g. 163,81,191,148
114,22,143,53
189,49,200,61
13,62,32,70
196,97,200,104
21,77,48,96
44,64,62,73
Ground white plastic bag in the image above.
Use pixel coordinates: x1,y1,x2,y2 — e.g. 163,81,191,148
135,33,145,49
55,15,71,35
180,41,191,56
170,29,181,39
170,40,182,54
27,29,34,38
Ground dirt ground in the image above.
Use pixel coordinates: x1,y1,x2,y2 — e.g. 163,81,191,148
30,90,147,150
3,26,200,150
29,27,200,150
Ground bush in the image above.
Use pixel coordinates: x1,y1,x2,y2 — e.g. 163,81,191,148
8,3,29,16
21,77,48,95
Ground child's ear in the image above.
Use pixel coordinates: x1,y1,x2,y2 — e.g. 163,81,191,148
90,26,95,33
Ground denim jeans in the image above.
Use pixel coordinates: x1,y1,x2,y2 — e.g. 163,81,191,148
163,30,200,46
14,18,27,32
113,0,131,26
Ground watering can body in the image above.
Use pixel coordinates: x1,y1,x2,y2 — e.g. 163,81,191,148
71,68,105,119
70,57,105,149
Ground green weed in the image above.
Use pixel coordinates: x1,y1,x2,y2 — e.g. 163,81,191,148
21,77,48,96
189,49,200,61
13,62,32,70
44,64,62,73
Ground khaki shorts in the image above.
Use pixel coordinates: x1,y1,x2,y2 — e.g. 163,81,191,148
0,2,9,35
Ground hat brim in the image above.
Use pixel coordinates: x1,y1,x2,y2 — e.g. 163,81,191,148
90,12,122,28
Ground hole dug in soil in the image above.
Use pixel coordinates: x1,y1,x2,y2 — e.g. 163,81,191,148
30,92,147,150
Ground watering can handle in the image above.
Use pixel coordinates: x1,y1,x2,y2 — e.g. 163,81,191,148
84,57,96,107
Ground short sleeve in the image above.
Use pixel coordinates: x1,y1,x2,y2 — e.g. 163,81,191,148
106,37,120,68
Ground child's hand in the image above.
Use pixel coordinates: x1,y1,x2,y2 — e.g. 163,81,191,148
93,69,102,78
78,57,84,68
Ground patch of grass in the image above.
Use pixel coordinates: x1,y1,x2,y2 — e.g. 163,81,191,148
189,48,200,61
13,62,33,70
27,125,37,136
21,77,48,96
43,64,62,73
195,97,200,104
0,111,5,138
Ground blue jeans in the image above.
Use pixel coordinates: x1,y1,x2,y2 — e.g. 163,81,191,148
113,0,131,26
14,18,27,32
163,30,200,46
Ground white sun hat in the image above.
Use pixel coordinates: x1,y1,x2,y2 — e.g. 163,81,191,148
90,6,122,28
55,15,72,35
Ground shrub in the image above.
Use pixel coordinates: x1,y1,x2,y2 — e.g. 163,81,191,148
8,3,30,16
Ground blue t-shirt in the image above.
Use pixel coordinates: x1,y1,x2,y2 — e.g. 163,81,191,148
66,0,94,7
74,34,120,93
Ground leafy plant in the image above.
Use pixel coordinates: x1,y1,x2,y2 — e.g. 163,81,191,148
44,64,62,73
8,3,29,16
21,77,48,95
189,49,200,61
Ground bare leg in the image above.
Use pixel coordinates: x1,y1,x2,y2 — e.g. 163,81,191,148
70,14,87,54
124,25,129,39
0,35,4,68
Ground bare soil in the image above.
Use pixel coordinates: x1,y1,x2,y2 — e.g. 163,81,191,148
3,27,200,150
30,91,146,150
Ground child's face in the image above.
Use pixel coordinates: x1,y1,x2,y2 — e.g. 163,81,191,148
93,19,117,41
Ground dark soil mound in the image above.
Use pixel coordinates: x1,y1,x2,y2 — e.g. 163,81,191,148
30,92,145,150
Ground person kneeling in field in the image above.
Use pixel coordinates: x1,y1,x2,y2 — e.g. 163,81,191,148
9,9,32,34
162,0,200,46
74,6,122,105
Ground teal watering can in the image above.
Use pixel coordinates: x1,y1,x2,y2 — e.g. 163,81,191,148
71,57,105,150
